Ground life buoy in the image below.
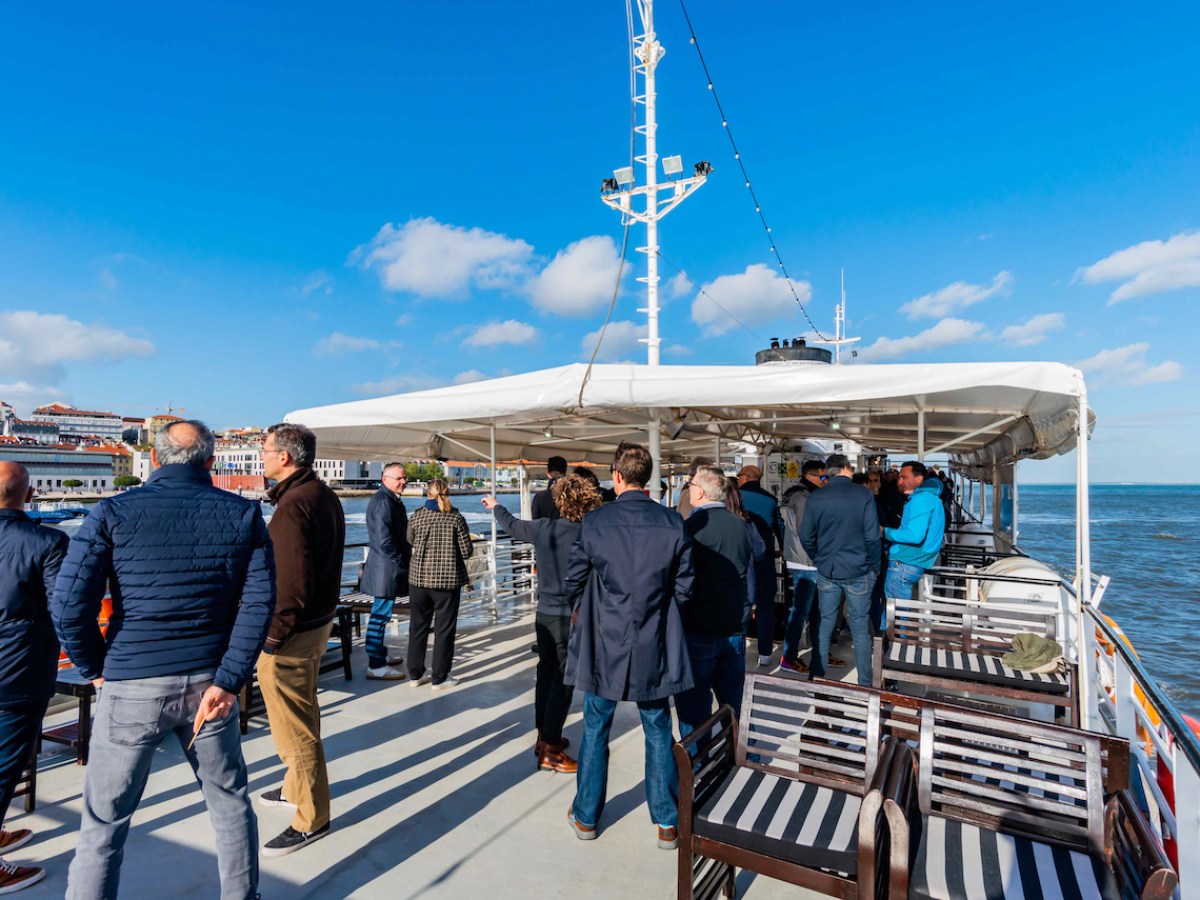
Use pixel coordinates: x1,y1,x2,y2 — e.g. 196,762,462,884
1095,614,1161,742
1157,714,1200,871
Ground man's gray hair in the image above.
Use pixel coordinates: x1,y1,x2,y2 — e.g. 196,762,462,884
267,423,316,467
155,420,216,467
692,465,728,503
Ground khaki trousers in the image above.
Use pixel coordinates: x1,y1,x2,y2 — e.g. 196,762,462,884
256,622,333,832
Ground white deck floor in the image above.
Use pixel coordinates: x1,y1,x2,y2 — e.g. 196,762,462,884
15,602,836,899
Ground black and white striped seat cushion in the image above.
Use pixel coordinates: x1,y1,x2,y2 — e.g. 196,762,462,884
886,643,1070,695
694,767,861,874
911,815,1118,900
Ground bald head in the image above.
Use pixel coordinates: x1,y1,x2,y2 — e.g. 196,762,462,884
0,461,32,509
153,419,216,469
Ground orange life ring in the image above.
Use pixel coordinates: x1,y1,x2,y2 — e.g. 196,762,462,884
1094,614,1161,740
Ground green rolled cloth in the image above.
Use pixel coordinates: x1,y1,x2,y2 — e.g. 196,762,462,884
1002,633,1064,673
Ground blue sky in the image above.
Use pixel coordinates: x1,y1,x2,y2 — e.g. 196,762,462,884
2,2,1198,481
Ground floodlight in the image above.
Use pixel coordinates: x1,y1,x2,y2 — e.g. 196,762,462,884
662,155,683,177
613,166,635,186
543,426,554,439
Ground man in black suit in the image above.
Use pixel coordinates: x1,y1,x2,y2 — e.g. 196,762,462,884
564,442,694,851
531,456,567,520
359,462,410,680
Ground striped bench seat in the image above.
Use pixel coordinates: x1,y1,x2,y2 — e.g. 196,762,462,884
885,642,1070,695
910,815,1118,900
694,767,862,875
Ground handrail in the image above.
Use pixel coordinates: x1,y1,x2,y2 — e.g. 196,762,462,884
1090,605,1200,776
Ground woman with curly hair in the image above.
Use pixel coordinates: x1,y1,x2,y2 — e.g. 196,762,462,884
482,473,603,772
406,478,474,690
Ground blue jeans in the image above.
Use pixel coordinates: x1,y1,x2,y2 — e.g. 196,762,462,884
0,701,47,826
572,692,678,828
366,595,395,668
674,633,746,741
67,673,257,900
782,569,818,662
884,559,925,624
814,573,875,686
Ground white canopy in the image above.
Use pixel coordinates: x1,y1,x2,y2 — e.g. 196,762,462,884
287,361,1092,473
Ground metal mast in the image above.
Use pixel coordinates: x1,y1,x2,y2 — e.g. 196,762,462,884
600,0,709,498
814,268,860,364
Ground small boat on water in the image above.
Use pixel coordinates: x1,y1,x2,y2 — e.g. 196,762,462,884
25,500,88,524
284,1,1200,895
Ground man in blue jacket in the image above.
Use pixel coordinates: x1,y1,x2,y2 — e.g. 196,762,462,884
53,420,275,900
737,465,783,667
359,462,410,680
0,462,67,894
882,461,946,619
799,454,881,686
564,442,693,851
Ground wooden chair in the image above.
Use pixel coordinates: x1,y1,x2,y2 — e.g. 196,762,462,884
871,591,1078,725
674,674,901,899
882,702,1176,899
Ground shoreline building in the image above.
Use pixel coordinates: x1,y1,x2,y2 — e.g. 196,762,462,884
0,444,118,492
30,402,123,444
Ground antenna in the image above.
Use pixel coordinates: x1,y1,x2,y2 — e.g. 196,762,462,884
813,268,861,364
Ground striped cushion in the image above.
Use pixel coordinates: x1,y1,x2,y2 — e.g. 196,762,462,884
911,815,1118,900
694,767,861,874
886,643,1070,695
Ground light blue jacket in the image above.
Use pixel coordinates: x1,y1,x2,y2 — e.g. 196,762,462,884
884,478,945,569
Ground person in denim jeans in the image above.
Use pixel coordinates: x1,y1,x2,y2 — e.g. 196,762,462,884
674,466,751,741
563,442,693,851
52,421,275,899
882,462,946,626
798,454,881,687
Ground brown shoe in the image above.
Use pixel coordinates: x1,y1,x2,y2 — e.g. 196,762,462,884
0,861,45,892
657,825,679,850
538,747,578,773
828,654,848,667
533,736,570,757
568,810,597,841
0,829,33,852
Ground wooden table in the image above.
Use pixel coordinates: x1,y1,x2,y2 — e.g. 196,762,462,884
43,666,96,765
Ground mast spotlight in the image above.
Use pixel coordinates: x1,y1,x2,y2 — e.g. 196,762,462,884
662,155,683,177
613,166,636,186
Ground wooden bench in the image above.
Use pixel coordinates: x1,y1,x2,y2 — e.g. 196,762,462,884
42,667,96,765
674,675,902,899
871,591,1078,726
881,701,1176,899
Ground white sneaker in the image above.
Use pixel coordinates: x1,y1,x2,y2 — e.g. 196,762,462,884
431,677,459,691
366,665,407,681
408,674,432,689
757,655,772,668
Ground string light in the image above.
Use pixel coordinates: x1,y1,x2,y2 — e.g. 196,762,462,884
677,0,828,340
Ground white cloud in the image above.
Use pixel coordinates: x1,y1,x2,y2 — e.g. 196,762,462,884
0,311,155,385
452,370,488,385
690,264,810,337
312,332,381,356
1077,231,1200,304
526,235,623,316
858,318,986,362
351,217,534,299
351,373,443,396
580,320,647,362
901,271,1013,319
667,272,692,298
1000,313,1065,347
0,380,66,413
462,319,539,348
300,270,333,297
1076,343,1184,386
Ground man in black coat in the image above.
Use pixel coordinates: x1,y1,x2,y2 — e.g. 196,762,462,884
531,455,567,520
359,463,410,680
799,454,881,686
564,442,693,851
0,461,66,893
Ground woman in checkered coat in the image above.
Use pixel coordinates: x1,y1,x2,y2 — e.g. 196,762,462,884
405,478,474,689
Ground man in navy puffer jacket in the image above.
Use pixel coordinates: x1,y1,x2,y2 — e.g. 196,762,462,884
52,420,275,900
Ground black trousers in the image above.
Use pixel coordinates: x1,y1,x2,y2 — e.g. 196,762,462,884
407,586,462,684
534,612,573,745
0,699,47,825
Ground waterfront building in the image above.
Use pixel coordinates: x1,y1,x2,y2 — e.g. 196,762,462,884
0,444,118,491
30,402,123,443
85,444,132,478
0,404,61,443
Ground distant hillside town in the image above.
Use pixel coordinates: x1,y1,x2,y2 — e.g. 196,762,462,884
0,401,518,495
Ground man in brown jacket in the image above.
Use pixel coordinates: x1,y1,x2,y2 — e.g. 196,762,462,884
256,423,346,857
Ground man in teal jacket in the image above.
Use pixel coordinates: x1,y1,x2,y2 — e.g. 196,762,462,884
882,461,946,619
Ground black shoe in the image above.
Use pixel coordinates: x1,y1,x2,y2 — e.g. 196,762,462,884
258,788,297,809
261,823,330,857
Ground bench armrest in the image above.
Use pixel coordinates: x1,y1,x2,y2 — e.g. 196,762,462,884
879,737,916,900
674,705,737,835
1105,788,1178,900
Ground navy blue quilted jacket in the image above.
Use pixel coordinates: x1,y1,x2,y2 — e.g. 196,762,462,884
0,509,68,705
51,464,276,693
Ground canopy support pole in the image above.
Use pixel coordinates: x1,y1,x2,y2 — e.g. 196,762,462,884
649,412,662,501
917,407,926,462
489,425,497,611
1075,383,1094,729
714,434,721,468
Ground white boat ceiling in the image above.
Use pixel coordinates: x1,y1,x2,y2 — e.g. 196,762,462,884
287,361,1094,470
